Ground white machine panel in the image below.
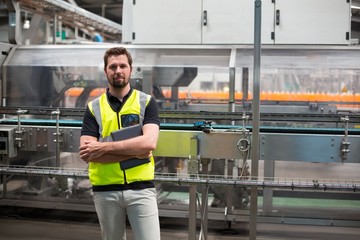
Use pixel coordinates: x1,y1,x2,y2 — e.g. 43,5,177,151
132,0,202,44
274,0,350,45
124,0,350,45
202,0,274,44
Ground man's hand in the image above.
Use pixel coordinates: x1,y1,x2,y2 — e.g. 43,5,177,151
79,139,152,163
79,140,105,163
135,151,153,159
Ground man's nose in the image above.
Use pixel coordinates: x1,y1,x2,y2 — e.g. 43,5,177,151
115,66,122,72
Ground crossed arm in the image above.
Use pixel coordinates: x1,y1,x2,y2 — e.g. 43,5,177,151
79,123,159,163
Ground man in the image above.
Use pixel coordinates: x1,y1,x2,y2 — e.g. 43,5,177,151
79,47,161,240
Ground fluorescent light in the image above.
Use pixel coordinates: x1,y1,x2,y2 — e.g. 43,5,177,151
23,20,30,29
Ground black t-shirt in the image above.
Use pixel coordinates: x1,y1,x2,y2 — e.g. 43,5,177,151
81,88,160,138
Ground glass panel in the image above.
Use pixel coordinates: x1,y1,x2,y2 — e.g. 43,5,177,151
4,46,231,111
235,47,360,226
235,48,360,113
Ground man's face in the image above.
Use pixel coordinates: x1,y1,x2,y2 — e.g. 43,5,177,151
105,54,132,89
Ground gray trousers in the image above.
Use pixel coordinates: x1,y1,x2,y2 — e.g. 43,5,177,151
93,188,160,240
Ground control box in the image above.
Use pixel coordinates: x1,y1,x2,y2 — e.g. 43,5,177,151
0,126,17,158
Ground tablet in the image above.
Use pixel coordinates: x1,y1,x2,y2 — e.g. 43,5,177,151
110,125,150,170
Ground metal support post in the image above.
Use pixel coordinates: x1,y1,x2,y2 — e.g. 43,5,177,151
263,160,275,213
171,87,179,103
340,116,350,161
0,155,10,199
229,47,236,115
53,14,57,44
226,48,237,222
52,109,61,167
250,1,262,240
200,158,210,239
5,0,21,44
242,68,249,108
1,174,6,199
188,135,199,240
15,109,27,148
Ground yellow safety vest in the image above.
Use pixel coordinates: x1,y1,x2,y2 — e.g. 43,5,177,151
87,90,155,187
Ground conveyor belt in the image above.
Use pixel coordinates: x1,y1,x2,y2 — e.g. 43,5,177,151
0,118,83,126
0,106,359,134
1,106,359,122
0,118,359,135
160,123,360,135
0,165,359,192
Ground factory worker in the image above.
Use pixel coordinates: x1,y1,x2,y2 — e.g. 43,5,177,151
79,47,161,240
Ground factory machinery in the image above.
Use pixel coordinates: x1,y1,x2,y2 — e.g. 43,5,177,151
0,43,359,237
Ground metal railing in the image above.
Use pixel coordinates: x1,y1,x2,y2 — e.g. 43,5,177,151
1,165,359,192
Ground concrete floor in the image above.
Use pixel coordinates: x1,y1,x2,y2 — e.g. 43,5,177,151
0,207,359,240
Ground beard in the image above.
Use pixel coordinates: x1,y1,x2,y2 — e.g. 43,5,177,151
108,74,129,89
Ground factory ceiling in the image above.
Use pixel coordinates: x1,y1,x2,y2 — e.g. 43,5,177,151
73,0,123,25
0,0,123,43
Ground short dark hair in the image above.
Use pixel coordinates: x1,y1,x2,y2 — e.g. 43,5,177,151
103,47,133,69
